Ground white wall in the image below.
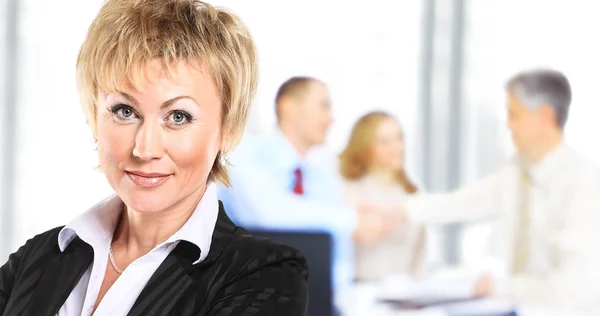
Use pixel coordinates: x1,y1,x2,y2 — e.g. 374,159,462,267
11,0,109,253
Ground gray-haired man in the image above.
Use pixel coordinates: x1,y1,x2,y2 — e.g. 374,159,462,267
404,69,600,312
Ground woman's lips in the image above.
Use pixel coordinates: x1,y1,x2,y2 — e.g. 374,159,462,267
125,171,172,188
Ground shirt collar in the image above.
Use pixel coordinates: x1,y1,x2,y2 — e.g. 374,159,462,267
271,129,305,172
58,182,219,265
57,194,122,252
520,141,571,186
168,182,219,264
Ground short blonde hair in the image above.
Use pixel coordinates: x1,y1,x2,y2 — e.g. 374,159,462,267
76,0,258,186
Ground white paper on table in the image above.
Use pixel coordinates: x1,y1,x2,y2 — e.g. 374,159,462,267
376,273,478,301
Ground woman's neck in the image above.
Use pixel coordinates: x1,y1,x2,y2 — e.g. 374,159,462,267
113,183,207,256
278,125,311,158
367,167,398,186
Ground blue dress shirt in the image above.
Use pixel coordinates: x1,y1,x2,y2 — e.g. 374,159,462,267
218,131,357,292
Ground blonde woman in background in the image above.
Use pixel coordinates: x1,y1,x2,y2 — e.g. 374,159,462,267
340,111,425,282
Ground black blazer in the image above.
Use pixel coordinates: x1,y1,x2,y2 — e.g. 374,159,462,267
0,203,309,316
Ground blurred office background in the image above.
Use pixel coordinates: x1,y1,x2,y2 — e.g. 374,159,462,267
1,0,600,284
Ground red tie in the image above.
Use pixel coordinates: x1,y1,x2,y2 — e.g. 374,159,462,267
292,168,304,195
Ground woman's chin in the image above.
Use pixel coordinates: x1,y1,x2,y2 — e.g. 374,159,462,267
120,192,175,214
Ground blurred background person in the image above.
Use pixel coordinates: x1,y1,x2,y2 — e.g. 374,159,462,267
218,77,399,293
404,68,600,312
340,111,425,282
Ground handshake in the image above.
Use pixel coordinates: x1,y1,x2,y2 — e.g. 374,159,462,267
352,204,408,244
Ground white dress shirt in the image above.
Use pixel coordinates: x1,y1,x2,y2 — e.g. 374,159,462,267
405,142,600,311
218,131,357,291
56,182,219,316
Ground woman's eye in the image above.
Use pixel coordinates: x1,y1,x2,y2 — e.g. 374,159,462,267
173,112,185,123
110,104,138,121
120,108,134,118
168,110,193,125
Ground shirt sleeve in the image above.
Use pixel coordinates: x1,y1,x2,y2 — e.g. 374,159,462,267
404,164,512,224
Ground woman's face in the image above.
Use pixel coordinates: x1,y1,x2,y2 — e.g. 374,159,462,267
95,61,223,213
370,118,405,172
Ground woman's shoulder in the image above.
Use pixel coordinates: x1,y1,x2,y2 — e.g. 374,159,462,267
205,228,309,286
2,226,66,280
20,226,65,251
194,230,309,313
13,226,66,260
222,230,308,269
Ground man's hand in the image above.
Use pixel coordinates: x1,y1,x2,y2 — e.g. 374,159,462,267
353,204,404,244
473,274,495,298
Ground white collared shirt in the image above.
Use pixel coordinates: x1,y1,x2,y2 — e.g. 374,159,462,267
406,142,600,311
56,182,219,316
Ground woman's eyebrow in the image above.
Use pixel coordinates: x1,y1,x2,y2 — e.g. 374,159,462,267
111,92,138,106
111,93,197,109
160,96,198,109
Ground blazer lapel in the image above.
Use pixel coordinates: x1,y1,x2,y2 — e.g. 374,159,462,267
128,202,238,316
127,241,197,316
28,237,93,316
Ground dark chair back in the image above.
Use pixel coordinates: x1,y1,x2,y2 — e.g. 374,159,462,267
248,229,334,316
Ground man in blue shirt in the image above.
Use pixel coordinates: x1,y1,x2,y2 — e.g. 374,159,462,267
218,77,398,293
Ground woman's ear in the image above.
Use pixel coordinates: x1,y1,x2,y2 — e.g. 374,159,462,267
219,134,230,155
218,151,230,166
219,124,241,155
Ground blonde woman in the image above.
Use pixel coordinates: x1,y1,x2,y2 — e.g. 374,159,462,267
0,1,307,315
340,111,425,282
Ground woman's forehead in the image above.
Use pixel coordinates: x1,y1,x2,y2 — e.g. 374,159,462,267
97,60,216,97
